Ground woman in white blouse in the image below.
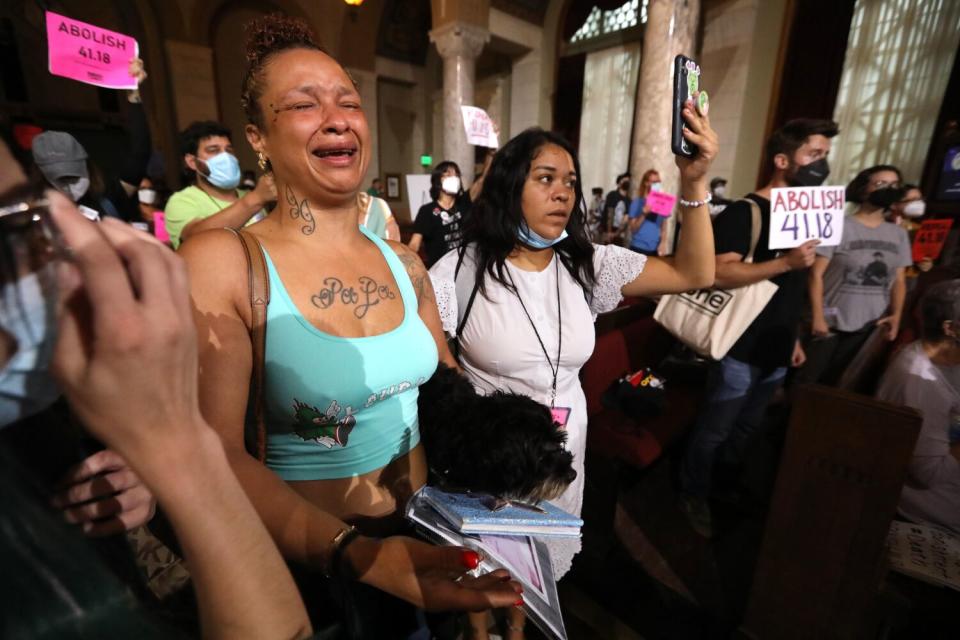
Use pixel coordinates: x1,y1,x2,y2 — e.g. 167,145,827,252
430,101,717,590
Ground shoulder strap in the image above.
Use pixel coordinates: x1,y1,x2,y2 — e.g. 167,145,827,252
741,197,764,265
452,245,481,361
227,227,270,462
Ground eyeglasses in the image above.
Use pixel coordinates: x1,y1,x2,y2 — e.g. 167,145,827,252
0,198,67,282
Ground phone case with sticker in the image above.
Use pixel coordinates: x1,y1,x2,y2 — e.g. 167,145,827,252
672,54,701,158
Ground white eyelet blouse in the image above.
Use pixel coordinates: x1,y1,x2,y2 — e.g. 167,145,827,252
429,243,646,577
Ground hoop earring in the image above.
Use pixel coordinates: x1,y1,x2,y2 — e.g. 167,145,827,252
257,151,268,172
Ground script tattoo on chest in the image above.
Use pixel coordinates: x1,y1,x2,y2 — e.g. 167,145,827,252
310,276,397,319
285,186,316,236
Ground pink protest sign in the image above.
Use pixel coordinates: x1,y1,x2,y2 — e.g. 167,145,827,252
646,191,676,216
153,212,170,244
46,11,138,90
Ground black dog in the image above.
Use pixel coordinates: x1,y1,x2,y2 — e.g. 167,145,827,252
417,364,576,503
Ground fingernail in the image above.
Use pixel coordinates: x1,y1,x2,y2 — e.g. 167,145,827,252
514,597,524,607
461,550,480,570
513,584,524,594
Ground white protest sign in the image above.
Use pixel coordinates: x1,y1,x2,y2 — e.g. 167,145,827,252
768,185,845,250
460,106,498,148
405,174,432,221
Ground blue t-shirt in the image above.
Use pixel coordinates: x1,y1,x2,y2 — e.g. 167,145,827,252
628,197,663,251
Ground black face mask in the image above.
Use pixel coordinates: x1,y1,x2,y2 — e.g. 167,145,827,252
619,181,630,192
787,157,830,187
867,186,906,209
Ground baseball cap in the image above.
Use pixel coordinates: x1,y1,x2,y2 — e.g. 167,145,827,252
31,131,88,183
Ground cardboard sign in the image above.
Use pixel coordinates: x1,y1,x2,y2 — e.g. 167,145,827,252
646,191,676,216
912,218,953,263
768,185,846,250
46,11,138,89
460,106,498,148
404,174,432,222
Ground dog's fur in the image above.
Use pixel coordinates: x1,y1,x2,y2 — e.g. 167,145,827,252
417,364,576,503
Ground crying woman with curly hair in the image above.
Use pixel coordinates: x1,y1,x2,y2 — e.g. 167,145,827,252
179,12,523,638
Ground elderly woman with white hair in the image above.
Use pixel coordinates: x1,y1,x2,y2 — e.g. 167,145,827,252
877,279,960,533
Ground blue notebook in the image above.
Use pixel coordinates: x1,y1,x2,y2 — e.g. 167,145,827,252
418,486,582,537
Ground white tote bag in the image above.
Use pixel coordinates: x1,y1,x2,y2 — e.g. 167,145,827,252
653,199,779,361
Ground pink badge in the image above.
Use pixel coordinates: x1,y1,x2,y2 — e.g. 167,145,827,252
550,407,571,430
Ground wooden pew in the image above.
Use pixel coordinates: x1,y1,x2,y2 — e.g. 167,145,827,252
740,384,921,639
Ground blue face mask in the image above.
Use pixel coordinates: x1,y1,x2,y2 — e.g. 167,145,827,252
201,152,241,190
0,273,60,428
518,221,569,249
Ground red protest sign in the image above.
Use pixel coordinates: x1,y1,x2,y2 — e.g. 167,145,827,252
912,218,953,263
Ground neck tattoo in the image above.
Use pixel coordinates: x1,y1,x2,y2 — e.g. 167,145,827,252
311,276,396,319
285,185,316,236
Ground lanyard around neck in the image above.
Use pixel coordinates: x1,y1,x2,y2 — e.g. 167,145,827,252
507,257,562,407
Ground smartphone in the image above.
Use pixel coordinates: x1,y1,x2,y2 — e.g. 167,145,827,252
672,54,702,158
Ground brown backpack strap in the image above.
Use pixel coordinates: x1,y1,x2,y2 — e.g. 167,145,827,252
228,228,270,462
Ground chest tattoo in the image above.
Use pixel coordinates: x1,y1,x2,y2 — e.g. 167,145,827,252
310,276,397,319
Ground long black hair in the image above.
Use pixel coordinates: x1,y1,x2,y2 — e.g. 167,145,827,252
461,127,595,298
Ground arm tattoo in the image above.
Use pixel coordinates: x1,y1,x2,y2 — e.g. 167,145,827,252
396,251,433,307
310,276,396,319
285,186,316,236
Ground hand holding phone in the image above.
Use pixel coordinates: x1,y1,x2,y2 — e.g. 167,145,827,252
672,55,706,158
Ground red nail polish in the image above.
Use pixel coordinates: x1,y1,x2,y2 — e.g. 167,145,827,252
514,597,524,607
461,550,480,569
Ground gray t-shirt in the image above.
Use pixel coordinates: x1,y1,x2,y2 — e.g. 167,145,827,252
876,342,960,533
817,217,912,332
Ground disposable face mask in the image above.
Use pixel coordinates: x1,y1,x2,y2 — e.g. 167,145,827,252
201,152,241,190
713,185,726,198
0,273,60,428
441,175,461,195
651,182,663,193
902,200,926,218
138,188,157,205
517,221,568,249
788,158,830,187
56,177,90,202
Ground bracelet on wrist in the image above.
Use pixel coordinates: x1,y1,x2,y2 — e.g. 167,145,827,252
325,525,361,579
678,192,712,209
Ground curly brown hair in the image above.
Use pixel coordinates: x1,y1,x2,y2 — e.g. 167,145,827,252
240,13,326,129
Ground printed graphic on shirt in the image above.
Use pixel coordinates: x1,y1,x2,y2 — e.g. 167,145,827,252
292,399,356,448
291,377,426,448
839,239,899,290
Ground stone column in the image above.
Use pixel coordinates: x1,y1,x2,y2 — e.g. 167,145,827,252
629,0,700,252
429,22,489,187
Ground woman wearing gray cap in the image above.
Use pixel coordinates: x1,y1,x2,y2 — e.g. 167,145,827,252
30,58,151,222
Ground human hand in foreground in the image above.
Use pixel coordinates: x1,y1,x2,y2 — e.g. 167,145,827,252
52,449,156,537
349,535,524,612
876,314,901,342
49,192,205,464
784,239,819,271
675,91,719,185
53,449,157,537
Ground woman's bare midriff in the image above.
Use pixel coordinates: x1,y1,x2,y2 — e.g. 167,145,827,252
287,443,427,537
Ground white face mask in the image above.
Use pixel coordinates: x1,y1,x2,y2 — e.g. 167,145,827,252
56,177,90,202
902,200,926,218
441,175,461,195
138,188,157,205
0,273,60,428
713,185,727,198
650,182,663,193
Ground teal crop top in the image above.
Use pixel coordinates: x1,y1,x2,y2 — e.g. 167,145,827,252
258,225,438,480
